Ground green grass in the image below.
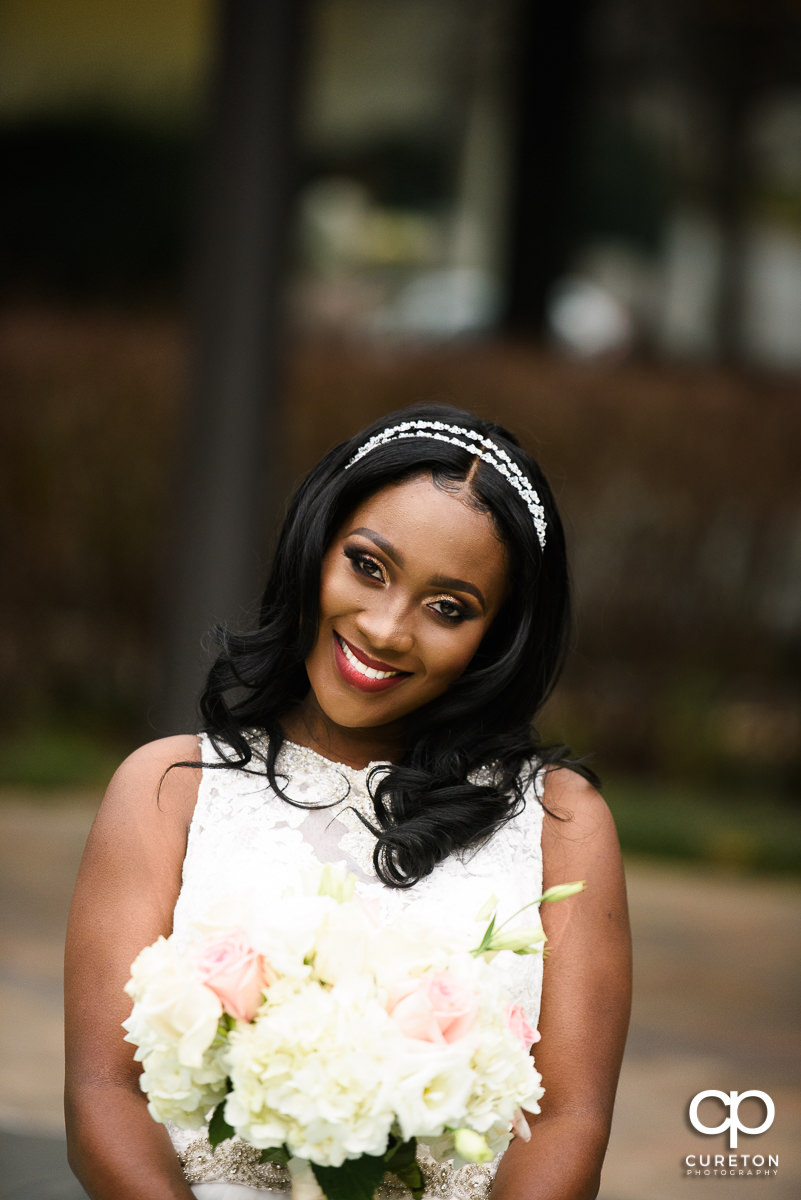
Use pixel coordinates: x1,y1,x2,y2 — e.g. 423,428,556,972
606,776,801,875
0,725,129,789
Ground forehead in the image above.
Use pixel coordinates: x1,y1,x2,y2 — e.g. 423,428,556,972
338,475,508,599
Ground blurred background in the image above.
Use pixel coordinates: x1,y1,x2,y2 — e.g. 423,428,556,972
1,1,799,1197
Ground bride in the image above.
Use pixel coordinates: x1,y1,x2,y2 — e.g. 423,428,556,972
65,405,631,1200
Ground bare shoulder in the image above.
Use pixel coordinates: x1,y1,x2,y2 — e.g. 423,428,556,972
95,733,203,835
111,732,202,779
66,738,206,1096
541,764,614,829
70,735,204,946
540,766,624,886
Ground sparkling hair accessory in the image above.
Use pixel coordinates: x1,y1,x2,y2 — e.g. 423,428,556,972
345,419,547,549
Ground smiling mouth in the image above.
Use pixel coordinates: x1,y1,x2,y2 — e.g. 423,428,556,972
333,633,411,692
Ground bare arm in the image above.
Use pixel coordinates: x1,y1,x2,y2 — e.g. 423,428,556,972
64,735,202,1200
491,769,632,1200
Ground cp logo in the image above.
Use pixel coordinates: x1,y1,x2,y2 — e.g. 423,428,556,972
689,1090,775,1149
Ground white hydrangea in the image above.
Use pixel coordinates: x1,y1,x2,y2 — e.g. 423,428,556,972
137,1042,229,1127
224,976,400,1166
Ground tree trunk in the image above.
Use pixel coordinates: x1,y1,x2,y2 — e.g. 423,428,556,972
157,0,309,732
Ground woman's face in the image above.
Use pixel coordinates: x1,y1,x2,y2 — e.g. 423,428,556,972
300,475,509,750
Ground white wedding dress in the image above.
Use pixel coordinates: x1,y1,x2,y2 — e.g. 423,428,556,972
167,733,545,1200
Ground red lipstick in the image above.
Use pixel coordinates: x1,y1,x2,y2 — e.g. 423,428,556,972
333,633,410,693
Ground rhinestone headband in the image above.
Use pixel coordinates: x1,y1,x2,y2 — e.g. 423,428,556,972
345,419,547,549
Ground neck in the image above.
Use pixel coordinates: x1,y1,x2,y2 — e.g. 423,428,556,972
281,695,406,769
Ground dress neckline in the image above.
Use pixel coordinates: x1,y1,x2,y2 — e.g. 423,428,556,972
258,732,392,779
247,731,506,792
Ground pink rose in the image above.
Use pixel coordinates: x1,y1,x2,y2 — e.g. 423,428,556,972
387,971,479,1043
506,1003,538,1047
195,930,270,1022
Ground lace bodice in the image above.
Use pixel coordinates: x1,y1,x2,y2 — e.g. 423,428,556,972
169,732,545,1197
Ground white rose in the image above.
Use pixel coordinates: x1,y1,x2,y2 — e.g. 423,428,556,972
249,894,333,981
124,936,222,1068
392,1041,475,1140
370,918,450,987
312,903,379,985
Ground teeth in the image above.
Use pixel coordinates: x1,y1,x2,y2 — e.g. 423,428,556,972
339,636,401,680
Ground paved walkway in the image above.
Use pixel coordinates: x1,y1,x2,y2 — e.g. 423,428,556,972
1,793,799,1199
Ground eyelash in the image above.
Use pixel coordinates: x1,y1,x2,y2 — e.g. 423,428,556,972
344,548,385,582
428,596,466,623
343,548,468,623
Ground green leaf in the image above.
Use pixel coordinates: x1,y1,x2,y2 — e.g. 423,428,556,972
311,1153,388,1200
470,914,497,956
208,1099,234,1150
382,1134,403,1163
384,1138,424,1199
258,1145,291,1166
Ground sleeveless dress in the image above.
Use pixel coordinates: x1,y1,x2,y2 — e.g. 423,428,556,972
167,733,545,1200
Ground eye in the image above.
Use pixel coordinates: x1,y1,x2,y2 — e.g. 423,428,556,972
343,546,386,582
428,596,467,623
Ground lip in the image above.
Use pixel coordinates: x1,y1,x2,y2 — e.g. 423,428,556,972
333,633,411,693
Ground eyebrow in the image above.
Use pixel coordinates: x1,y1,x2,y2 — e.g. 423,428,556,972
345,527,486,610
347,527,405,567
430,574,486,611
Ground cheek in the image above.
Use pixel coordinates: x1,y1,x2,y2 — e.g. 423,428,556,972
318,559,353,619
426,626,488,682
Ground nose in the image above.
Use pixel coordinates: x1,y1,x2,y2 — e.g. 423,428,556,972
354,595,414,657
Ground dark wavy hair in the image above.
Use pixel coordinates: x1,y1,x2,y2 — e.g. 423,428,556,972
198,403,583,887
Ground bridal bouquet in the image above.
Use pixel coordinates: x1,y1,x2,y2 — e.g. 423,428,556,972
123,867,582,1200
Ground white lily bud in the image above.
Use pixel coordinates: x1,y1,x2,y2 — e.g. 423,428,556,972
487,925,546,953
475,894,499,922
317,863,356,903
541,880,585,903
453,1128,493,1163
